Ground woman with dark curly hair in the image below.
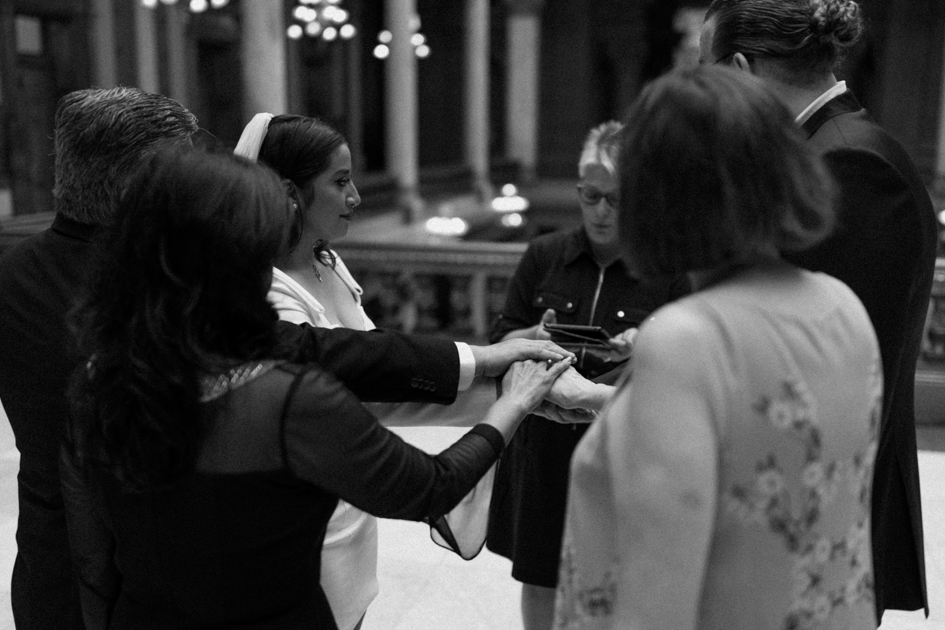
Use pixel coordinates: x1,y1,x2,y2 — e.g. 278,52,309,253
701,0,937,618
60,148,571,630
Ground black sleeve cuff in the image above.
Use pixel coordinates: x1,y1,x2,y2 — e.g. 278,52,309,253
468,423,505,457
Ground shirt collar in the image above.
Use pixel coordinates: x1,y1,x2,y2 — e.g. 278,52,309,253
51,213,98,242
564,228,634,276
795,80,847,126
561,228,590,265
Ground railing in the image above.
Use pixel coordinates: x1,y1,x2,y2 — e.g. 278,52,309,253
2,211,944,421
334,239,526,342
922,257,945,361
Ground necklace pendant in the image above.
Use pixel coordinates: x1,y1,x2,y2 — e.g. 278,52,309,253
311,243,325,282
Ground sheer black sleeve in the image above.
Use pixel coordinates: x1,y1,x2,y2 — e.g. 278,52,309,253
280,366,504,521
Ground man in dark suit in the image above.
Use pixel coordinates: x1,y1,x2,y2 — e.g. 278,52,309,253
701,0,937,619
792,83,938,621
0,87,566,629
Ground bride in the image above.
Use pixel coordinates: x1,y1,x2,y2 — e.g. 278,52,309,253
234,113,496,630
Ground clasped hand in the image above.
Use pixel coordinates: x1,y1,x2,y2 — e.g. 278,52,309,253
534,366,606,424
500,362,610,425
470,338,575,378
499,357,574,415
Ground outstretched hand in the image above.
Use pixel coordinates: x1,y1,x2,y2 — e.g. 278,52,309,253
545,366,615,413
471,338,575,378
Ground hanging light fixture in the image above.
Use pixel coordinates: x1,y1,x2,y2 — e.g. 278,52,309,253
140,0,229,12
373,14,429,60
287,0,356,42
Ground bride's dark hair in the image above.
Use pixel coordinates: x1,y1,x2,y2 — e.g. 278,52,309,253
257,115,346,265
70,148,292,491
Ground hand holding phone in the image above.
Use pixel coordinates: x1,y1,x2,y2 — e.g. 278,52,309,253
544,323,612,347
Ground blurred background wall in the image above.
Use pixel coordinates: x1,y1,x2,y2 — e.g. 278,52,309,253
1,0,944,220
1,0,944,421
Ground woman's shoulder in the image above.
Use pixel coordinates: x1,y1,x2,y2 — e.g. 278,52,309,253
269,267,309,302
225,362,346,424
632,299,719,369
272,362,349,402
268,266,327,325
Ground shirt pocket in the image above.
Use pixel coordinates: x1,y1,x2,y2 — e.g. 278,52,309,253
607,306,652,332
532,291,579,317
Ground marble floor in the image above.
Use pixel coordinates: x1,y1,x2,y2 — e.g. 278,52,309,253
0,404,940,629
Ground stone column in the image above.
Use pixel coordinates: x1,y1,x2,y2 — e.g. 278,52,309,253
505,0,544,183
164,6,189,105
241,0,287,117
347,32,365,172
89,0,117,88
466,0,492,201
937,31,945,194
385,0,423,223
134,1,160,93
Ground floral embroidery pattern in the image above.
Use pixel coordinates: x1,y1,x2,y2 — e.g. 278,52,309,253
726,380,879,630
554,529,618,629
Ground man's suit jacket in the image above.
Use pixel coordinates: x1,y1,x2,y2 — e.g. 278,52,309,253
787,90,937,617
0,213,461,630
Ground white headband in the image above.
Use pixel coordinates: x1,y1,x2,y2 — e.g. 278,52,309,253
233,112,274,162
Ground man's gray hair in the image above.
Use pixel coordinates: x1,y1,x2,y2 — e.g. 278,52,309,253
52,87,198,225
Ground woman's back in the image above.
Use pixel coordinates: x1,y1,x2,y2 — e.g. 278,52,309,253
67,362,507,629
557,264,879,630
82,364,331,628
693,265,879,628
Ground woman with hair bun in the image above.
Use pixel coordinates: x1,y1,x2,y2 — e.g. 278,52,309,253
701,0,937,620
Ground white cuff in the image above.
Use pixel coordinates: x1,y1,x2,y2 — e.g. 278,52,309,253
454,342,476,391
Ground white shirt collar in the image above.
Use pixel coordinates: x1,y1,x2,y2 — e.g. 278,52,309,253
794,80,847,126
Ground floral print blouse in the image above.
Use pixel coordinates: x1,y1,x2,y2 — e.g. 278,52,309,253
555,263,881,630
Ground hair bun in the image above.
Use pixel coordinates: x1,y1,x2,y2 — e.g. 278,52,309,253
810,0,863,47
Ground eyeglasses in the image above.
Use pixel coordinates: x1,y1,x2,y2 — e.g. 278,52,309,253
576,183,619,208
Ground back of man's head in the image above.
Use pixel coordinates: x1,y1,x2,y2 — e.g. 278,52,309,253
53,87,198,225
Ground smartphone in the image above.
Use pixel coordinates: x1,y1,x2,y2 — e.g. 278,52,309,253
544,323,612,347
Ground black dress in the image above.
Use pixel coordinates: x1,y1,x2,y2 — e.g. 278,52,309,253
486,228,688,587
61,363,504,629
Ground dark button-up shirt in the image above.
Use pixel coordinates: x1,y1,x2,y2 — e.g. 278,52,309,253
492,227,690,380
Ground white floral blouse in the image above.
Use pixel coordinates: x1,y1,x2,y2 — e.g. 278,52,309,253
554,263,881,630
